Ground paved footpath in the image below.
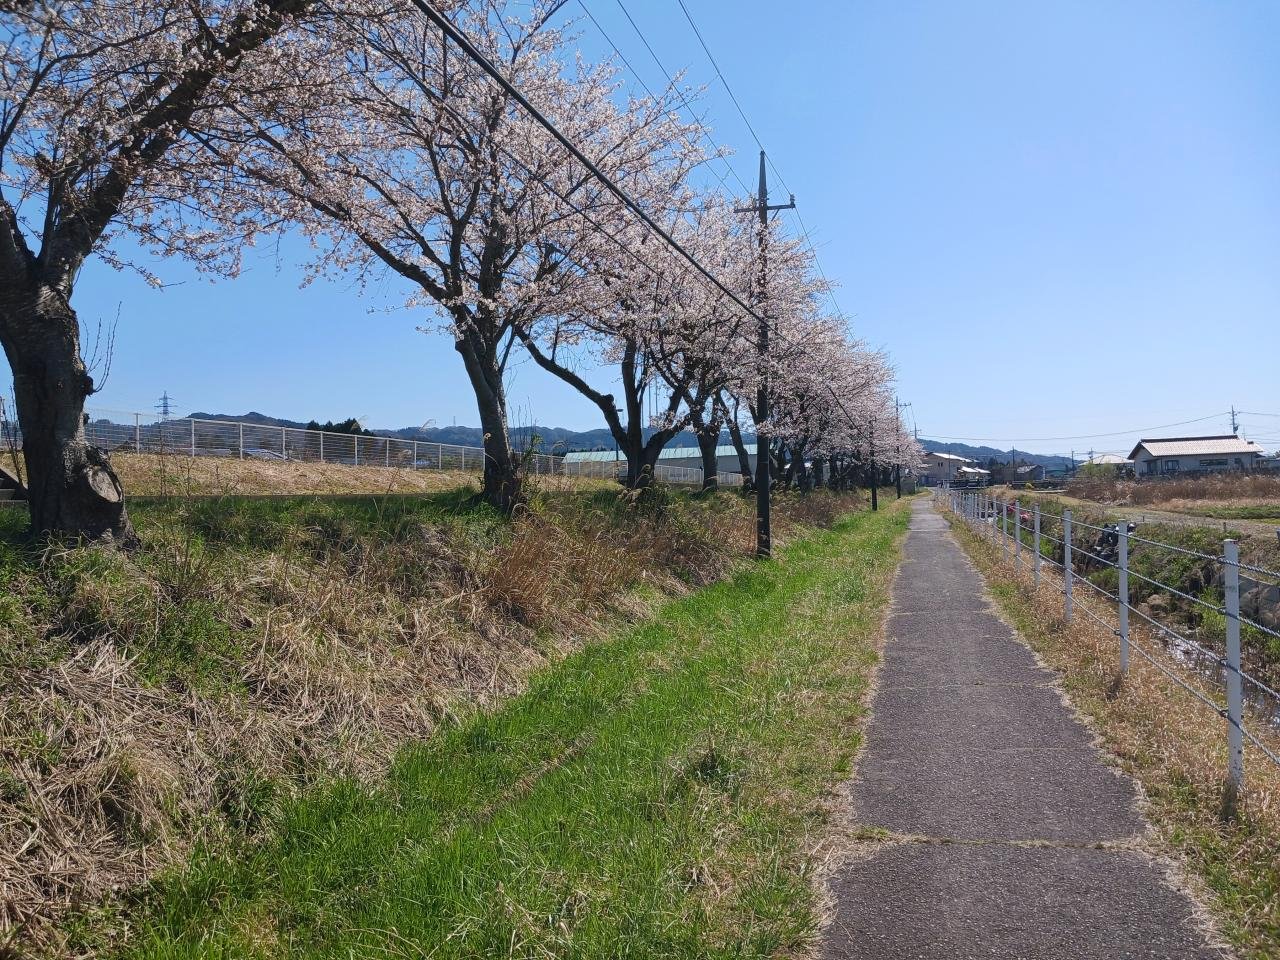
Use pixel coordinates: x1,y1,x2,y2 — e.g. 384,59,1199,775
821,499,1225,960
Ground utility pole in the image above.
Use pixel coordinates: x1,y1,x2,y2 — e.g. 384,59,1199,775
894,397,903,498
1231,406,1239,434
735,150,795,558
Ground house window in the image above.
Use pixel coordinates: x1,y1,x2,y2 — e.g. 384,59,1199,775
1161,460,1180,474
1198,459,1228,468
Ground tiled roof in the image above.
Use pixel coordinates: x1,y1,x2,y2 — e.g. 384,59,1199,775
1127,436,1264,459
927,451,975,463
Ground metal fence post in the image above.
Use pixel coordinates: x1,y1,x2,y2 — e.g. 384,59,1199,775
460,447,465,471
438,443,443,470
190,419,196,457
1118,521,1130,674
1063,509,1074,622
134,413,141,453
413,440,418,468
1033,504,1041,587
319,430,324,463
239,422,244,459
281,425,287,460
354,436,359,466
385,441,390,467
1001,500,1008,559
1224,539,1244,795
1014,499,1022,564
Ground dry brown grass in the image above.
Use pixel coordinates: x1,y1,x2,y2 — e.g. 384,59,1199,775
3,449,619,499
1069,472,1280,509
0,482,862,956
947,514,1280,958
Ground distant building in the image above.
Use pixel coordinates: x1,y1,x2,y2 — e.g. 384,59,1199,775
1083,453,1130,467
921,451,976,485
1075,453,1131,477
563,444,755,476
956,465,992,484
1126,435,1265,478
1014,463,1046,483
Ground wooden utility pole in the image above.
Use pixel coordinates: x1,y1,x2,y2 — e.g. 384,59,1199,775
735,150,794,558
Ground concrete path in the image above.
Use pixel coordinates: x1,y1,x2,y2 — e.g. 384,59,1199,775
821,499,1225,960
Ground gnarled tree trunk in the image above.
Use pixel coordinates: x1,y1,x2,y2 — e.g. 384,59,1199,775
1,283,134,544
454,330,521,514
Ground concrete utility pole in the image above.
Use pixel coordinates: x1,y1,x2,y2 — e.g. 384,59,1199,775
735,150,795,558
894,397,903,498
1231,406,1239,434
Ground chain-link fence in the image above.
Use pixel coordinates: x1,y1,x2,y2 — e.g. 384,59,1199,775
2,406,743,490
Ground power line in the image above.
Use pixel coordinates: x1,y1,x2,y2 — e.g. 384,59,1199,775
404,0,896,506
673,0,768,162
670,0,849,326
408,0,767,330
601,0,751,195
921,412,1231,443
574,0,742,198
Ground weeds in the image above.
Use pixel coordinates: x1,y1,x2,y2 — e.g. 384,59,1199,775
947,515,1280,958
0,482,864,956
106,503,908,959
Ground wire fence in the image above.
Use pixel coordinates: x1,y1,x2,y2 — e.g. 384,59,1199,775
938,486,1280,793
2,407,743,491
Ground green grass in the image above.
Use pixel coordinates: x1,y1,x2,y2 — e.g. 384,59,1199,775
91,502,908,959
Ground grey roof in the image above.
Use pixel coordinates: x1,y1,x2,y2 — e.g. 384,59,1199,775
927,451,976,464
1084,453,1131,465
1127,435,1264,460
563,443,755,463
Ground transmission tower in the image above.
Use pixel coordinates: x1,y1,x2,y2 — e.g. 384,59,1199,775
155,392,177,420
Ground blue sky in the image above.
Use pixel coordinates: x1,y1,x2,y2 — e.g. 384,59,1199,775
6,0,1278,457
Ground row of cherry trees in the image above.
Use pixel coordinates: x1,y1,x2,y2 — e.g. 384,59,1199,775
1,0,920,543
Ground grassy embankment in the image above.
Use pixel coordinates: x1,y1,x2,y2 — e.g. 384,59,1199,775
79,500,908,958
1,463,899,956
945,511,1280,959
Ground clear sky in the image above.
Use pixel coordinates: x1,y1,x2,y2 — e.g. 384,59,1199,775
6,0,1278,457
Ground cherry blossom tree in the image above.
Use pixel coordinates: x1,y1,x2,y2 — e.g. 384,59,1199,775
0,0,316,542
212,0,700,510
517,193,751,489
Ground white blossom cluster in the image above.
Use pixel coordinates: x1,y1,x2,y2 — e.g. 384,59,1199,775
2,0,922,487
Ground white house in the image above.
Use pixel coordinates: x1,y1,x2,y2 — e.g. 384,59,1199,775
921,451,977,484
1126,435,1265,478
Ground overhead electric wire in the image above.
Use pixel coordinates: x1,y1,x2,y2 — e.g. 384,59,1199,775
669,0,851,328
406,0,898,449
406,0,766,330
604,0,752,196
922,412,1231,444
573,0,742,197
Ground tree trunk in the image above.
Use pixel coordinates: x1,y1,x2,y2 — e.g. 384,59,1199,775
696,430,719,491
725,417,755,492
688,405,722,492
454,332,521,513
1,285,135,543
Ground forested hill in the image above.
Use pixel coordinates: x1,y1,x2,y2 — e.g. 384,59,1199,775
183,412,739,451
920,439,1072,470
